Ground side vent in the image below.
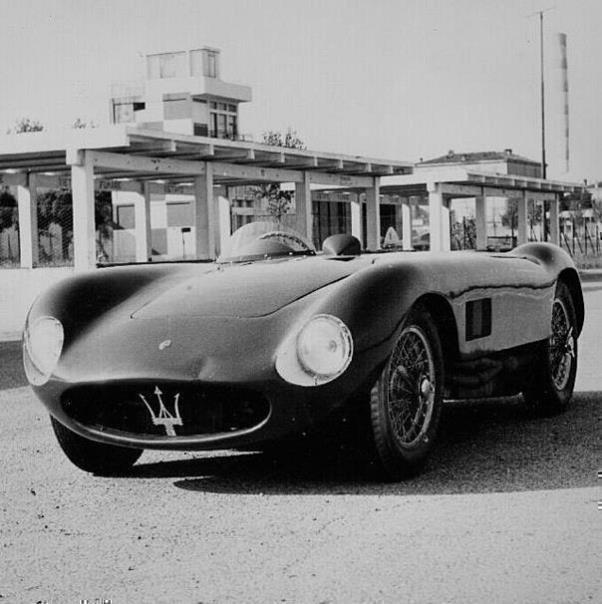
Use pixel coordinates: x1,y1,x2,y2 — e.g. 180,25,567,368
465,298,492,341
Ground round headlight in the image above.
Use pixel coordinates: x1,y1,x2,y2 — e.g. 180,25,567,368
296,314,353,379
23,316,64,385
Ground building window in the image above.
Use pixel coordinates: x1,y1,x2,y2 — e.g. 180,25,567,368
206,51,218,77
209,102,237,139
113,102,134,124
147,52,187,79
190,49,220,78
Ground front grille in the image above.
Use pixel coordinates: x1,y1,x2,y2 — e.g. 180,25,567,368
62,383,270,438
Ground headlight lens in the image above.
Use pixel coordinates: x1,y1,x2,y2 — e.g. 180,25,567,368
296,314,353,380
23,316,64,385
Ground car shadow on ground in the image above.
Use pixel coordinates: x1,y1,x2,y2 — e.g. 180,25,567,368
123,392,601,496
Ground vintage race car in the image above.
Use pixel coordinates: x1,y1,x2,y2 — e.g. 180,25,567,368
23,221,583,480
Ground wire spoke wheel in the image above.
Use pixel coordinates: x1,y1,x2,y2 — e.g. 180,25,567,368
369,306,443,480
522,280,578,415
387,327,436,448
550,298,575,391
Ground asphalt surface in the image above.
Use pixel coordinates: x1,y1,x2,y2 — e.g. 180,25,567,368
1,286,601,603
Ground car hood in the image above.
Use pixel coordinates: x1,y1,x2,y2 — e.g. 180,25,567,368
132,257,358,319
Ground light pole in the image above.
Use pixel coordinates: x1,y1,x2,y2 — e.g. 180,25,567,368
529,7,555,180
539,10,547,180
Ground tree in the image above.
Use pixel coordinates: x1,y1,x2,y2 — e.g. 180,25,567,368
501,197,545,241
500,198,518,233
254,128,306,224
262,128,306,150
72,118,97,129
0,189,18,231
36,188,73,261
7,117,44,134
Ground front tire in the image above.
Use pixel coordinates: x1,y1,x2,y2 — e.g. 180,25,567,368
369,306,444,481
522,280,578,415
50,416,143,475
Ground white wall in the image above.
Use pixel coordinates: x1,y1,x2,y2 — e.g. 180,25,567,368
0,267,74,340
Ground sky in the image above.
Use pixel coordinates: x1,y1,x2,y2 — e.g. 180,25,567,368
0,0,601,182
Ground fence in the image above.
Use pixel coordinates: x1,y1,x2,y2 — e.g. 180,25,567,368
560,220,601,257
0,187,118,268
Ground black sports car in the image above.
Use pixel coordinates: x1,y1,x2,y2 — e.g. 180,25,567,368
23,221,583,480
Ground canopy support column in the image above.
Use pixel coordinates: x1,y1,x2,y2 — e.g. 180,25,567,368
428,183,450,251
401,199,413,250
217,194,231,256
70,150,96,271
517,190,529,245
193,163,215,260
351,193,362,242
549,194,560,245
475,194,488,250
295,173,312,243
366,177,381,250
134,182,152,262
17,174,38,268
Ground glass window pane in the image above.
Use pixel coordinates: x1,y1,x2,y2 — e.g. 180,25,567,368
116,205,135,229
190,50,202,77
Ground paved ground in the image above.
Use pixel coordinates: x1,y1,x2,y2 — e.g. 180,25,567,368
1,285,600,603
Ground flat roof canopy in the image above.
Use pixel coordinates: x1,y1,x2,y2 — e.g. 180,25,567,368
0,125,413,189
0,125,586,270
380,167,584,197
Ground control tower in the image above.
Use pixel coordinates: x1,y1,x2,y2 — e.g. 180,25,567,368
109,47,252,139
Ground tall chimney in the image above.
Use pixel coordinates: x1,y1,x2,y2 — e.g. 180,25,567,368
549,32,570,175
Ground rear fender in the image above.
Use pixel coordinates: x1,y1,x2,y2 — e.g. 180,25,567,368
512,243,584,336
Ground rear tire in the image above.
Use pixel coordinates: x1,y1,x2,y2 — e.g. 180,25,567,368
51,416,142,475
522,281,578,415
369,306,443,481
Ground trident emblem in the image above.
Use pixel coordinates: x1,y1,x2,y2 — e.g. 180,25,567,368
139,386,183,436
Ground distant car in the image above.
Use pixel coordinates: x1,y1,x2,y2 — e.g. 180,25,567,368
23,222,583,480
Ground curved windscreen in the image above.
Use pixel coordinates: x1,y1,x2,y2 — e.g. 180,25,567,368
219,221,315,262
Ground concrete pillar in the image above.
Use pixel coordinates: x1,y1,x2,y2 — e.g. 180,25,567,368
428,184,449,251
350,193,362,242
295,173,312,243
217,195,231,256
475,195,488,251
517,190,529,245
441,202,451,251
17,173,38,268
71,151,96,271
193,164,214,259
134,182,152,262
366,178,381,250
401,200,412,250
549,195,560,245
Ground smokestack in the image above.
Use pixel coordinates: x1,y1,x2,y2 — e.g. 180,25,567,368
550,32,570,175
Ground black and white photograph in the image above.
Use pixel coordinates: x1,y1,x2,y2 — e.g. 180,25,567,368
0,0,600,602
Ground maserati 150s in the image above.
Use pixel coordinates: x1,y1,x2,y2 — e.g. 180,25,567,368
23,222,583,480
